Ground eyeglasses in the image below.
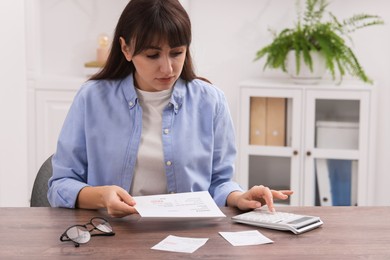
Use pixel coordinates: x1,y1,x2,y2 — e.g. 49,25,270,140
60,217,115,247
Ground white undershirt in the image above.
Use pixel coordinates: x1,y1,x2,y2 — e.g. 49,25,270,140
130,87,172,196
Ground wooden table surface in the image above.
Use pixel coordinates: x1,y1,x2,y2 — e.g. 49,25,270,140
0,206,389,259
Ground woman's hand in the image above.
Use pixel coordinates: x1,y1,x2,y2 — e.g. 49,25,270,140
101,186,138,218
77,185,138,218
227,185,293,212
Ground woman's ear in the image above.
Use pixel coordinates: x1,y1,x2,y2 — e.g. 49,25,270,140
119,37,132,61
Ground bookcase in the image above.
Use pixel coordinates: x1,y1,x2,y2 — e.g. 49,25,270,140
237,79,376,206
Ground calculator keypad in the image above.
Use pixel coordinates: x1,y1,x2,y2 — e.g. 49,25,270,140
237,211,300,224
232,209,323,234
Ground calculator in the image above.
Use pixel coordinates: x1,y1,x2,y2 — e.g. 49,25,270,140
232,208,323,234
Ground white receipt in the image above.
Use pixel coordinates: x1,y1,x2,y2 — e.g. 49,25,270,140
151,235,209,253
133,191,226,218
219,230,274,246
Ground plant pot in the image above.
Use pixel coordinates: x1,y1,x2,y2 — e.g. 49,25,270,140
287,50,327,84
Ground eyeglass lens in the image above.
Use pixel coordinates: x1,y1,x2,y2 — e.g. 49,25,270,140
66,226,91,244
91,217,113,233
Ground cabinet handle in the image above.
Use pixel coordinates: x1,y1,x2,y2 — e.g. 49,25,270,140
306,151,311,156
293,150,298,156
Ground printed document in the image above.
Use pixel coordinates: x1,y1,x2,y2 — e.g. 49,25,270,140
133,191,226,218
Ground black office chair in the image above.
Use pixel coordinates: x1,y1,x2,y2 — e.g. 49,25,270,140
30,155,53,207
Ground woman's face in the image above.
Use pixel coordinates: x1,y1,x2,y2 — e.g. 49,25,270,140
120,38,187,92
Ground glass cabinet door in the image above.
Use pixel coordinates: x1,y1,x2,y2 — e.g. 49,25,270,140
303,90,370,206
239,87,302,206
248,155,293,206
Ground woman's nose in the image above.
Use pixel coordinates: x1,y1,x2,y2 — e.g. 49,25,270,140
160,57,173,74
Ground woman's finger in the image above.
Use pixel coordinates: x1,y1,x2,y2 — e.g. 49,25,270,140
259,186,275,212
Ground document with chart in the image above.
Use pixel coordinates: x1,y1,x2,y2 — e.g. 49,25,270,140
133,191,226,219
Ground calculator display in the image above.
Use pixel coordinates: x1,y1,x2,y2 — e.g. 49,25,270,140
287,216,312,225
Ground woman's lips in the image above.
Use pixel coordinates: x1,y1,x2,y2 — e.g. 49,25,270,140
157,76,174,83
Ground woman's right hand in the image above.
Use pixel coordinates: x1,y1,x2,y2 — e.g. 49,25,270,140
77,185,138,218
101,185,138,217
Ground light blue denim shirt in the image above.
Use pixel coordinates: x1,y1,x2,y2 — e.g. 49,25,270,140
48,74,243,208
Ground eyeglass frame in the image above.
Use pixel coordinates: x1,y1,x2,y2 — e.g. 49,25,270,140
60,217,115,247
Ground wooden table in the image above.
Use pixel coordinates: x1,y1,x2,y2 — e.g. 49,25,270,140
1,206,389,259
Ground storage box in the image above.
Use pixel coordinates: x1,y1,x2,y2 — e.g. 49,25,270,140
316,121,359,149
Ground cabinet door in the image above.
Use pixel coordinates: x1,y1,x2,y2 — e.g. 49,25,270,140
303,89,370,206
35,90,77,169
238,87,302,206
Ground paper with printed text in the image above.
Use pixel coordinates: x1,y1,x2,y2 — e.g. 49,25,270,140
133,191,226,218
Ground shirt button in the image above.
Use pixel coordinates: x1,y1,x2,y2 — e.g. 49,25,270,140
128,101,133,106
166,161,172,166
164,129,169,134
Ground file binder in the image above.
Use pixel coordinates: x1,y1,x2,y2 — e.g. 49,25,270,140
249,97,286,146
316,159,356,206
266,98,286,146
249,97,266,145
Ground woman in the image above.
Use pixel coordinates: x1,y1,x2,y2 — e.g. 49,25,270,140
48,0,293,217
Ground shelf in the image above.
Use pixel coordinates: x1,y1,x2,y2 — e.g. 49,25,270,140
312,149,360,160
240,78,372,91
246,146,295,157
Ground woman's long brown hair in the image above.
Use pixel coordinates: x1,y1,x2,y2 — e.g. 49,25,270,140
90,0,200,82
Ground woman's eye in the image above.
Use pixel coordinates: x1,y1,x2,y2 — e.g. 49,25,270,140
146,54,159,59
171,51,183,57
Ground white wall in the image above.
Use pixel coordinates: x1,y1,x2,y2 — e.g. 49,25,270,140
189,0,390,205
0,0,29,206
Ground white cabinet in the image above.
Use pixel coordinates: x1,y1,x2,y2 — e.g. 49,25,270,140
237,79,376,206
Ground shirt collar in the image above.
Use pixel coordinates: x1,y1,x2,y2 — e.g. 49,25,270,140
170,78,186,114
120,74,137,109
120,74,186,113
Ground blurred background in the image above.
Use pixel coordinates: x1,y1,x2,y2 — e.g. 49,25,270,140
0,0,389,206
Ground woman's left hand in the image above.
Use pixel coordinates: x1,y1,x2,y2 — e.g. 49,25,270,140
228,186,294,212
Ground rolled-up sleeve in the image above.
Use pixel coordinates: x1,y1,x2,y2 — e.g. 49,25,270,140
47,86,89,208
209,91,243,205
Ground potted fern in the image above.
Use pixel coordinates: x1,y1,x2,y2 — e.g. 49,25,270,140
255,0,384,84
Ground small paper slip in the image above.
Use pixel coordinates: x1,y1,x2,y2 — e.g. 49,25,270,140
151,235,209,253
133,191,226,219
219,230,274,246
